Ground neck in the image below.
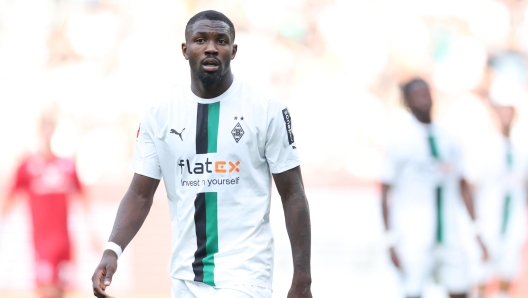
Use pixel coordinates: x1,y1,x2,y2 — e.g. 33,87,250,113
190,70,234,99
501,125,510,138
42,142,54,158
413,112,432,124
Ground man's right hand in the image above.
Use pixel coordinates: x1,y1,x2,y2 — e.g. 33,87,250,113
92,250,118,298
477,236,489,262
389,247,401,269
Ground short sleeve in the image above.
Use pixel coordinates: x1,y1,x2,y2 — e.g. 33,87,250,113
460,141,484,183
265,101,301,174
11,161,29,193
450,137,466,177
130,115,162,180
379,139,398,185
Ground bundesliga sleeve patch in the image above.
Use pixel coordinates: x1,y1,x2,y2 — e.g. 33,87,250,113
282,108,295,145
136,123,141,139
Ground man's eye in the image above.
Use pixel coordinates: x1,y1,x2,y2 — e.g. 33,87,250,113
196,38,205,43
218,39,227,44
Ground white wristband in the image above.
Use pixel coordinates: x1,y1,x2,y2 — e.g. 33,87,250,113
105,242,123,259
384,231,397,247
469,221,483,237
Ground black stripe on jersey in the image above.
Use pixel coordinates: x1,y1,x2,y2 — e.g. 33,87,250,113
196,104,209,154
192,192,207,282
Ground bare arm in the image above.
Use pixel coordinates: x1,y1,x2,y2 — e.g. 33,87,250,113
2,162,27,220
460,178,477,220
92,173,160,298
273,166,312,298
0,191,18,240
0,192,17,220
106,174,159,249
381,183,391,231
460,178,488,260
381,183,401,269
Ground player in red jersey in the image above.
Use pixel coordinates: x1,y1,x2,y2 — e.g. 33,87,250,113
0,113,90,298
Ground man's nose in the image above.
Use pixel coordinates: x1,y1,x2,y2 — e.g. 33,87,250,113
205,40,218,55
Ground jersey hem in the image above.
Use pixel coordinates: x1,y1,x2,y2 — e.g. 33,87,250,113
171,277,273,291
379,177,395,185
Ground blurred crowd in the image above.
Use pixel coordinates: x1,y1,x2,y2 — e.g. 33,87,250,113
1,0,528,184
2,0,528,297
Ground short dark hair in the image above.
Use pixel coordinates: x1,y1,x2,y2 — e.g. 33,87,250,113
185,10,235,41
401,78,427,100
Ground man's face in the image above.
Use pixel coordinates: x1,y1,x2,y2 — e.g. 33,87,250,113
405,81,432,117
182,19,237,85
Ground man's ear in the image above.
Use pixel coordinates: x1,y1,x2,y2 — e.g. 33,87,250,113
231,44,238,60
182,43,189,60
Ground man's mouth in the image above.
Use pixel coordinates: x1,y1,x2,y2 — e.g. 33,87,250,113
202,58,220,72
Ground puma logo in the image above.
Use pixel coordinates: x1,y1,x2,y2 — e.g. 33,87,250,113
170,128,185,141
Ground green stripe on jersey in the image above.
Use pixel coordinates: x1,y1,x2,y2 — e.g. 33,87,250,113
502,144,513,236
501,194,512,236
507,144,513,170
428,135,440,159
428,132,444,244
207,102,220,153
435,187,443,243
203,192,219,285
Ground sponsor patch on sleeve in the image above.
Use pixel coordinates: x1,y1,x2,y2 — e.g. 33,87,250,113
281,108,295,145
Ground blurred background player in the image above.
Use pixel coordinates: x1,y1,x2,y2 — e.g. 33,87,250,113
380,78,488,298
0,111,95,298
466,51,528,298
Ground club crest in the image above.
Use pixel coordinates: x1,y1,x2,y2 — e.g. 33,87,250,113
231,122,244,143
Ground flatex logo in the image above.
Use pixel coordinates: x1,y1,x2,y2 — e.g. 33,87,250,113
178,159,240,174
179,159,241,187
282,108,294,145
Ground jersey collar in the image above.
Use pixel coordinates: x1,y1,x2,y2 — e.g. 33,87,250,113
185,75,241,104
409,113,437,135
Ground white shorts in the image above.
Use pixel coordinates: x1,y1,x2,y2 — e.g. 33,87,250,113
171,279,272,298
397,245,470,296
475,238,523,283
471,201,526,283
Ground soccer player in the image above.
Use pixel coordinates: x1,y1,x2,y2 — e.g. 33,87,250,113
380,78,487,298
0,113,89,298
91,10,312,298
467,99,527,298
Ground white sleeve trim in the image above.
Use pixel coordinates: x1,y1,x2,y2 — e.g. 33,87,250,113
269,159,301,174
130,161,162,180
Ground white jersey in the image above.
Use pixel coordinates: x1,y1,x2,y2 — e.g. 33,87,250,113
131,76,300,289
465,132,527,247
381,113,464,248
